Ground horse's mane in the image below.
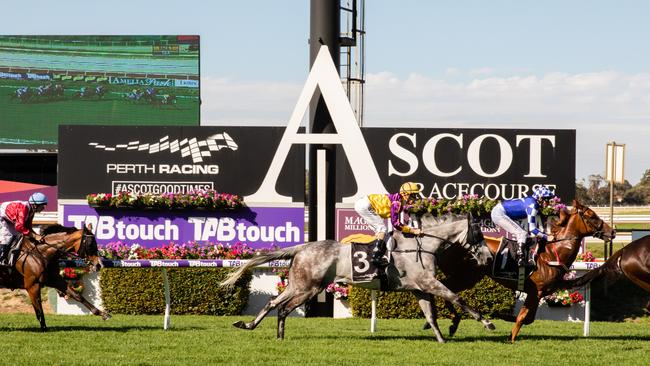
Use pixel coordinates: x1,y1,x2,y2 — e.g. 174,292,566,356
549,207,572,234
40,224,78,236
420,213,466,226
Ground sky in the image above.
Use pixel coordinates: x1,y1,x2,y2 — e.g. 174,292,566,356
2,0,650,184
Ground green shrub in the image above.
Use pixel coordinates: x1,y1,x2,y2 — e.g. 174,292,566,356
348,276,514,319
99,268,252,315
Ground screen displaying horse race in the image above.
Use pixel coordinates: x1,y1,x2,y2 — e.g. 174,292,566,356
0,35,200,148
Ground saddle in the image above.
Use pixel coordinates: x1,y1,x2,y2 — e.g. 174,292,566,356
0,235,24,268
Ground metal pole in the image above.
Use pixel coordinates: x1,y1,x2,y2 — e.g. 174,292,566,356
162,268,171,330
583,283,591,337
370,290,377,332
308,0,340,243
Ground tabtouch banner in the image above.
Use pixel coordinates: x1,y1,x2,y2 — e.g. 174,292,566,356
62,204,305,249
58,125,305,203
336,128,576,201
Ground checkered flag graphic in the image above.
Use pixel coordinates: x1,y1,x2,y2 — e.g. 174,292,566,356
89,133,238,163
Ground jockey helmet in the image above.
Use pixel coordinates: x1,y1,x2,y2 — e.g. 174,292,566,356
28,192,48,206
399,182,419,197
532,186,554,200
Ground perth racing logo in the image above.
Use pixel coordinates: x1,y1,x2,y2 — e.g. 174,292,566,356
88,133,238,163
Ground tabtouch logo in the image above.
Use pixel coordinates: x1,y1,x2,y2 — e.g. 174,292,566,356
89,133,238,163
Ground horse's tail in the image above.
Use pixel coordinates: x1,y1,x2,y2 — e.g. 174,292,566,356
564,250,623,288
220,244,307,287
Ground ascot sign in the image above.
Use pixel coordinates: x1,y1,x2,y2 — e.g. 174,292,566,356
248,46,575,202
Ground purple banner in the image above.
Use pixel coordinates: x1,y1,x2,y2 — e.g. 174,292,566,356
62,204,305,249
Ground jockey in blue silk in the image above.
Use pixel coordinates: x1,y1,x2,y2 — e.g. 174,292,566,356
491,185,556,267
354,182,423,266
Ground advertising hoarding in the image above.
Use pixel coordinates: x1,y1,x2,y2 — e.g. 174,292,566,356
58,125,305,202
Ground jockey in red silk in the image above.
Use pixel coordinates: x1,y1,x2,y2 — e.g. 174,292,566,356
354,182,423,266
0,192,48,266
491,186,555,267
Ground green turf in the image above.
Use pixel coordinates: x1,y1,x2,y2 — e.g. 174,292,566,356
2,315,649,365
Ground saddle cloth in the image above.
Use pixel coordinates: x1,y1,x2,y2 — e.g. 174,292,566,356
350,243,381,282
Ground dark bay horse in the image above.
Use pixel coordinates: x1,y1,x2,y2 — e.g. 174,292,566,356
222,213,495,342
0,224,110,330
427,200,614,342
564,235,650,293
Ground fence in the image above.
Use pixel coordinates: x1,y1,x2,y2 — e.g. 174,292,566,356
59,259,603,336
59,259,290,330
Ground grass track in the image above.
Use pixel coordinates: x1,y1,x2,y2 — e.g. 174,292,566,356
2,314,649,365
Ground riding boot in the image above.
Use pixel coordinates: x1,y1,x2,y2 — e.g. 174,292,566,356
371,239,389,266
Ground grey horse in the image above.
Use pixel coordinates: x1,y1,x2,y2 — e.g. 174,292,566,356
221,213,495,342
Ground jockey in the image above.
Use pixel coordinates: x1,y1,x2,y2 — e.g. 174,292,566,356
79,86,87,97
490,185,555,268
16,87,28,96
354,182,423,266
0,192,48,266
95,85,103,94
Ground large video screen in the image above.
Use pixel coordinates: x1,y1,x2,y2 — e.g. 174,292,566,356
0,35,200,149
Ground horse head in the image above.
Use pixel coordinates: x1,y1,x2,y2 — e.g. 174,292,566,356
566,200,616,241
418,213,491,266
77,224,102,272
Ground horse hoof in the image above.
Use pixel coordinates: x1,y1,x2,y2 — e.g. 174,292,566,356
484,321,496,331
102,313,112,321
232,320,249,329
422,322,431,330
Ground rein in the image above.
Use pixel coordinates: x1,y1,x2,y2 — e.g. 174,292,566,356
35,231,94,261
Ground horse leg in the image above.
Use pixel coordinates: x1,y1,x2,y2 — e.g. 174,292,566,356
510,289,540,342
445,300,463,337
419,279,495,331
25,284,47,331
49,276,111,320
232,288,296,331
275,287,322,340
414,291,445,343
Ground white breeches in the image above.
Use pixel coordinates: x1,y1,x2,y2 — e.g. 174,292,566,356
354,197,388,237
490,204,527,244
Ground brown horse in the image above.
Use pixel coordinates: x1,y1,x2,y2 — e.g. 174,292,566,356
0,224,110,330
428,200,615,342
564,235,650,293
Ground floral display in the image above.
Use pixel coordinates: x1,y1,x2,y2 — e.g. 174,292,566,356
541,289,584,307
326,282,349,300
60,267,90,295
275,268,289,294
540,196,567,216
99,241,257,260
406,194,566,218
86,189,244,211
406,194,497,217
575,251,596,262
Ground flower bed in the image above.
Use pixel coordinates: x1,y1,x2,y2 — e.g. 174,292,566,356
86,189,243,211
405,194,566,217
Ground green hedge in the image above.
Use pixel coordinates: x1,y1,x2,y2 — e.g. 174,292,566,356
99,268,252,315
348,276,515,319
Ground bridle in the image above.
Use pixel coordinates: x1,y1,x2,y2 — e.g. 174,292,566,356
577,208,608,240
